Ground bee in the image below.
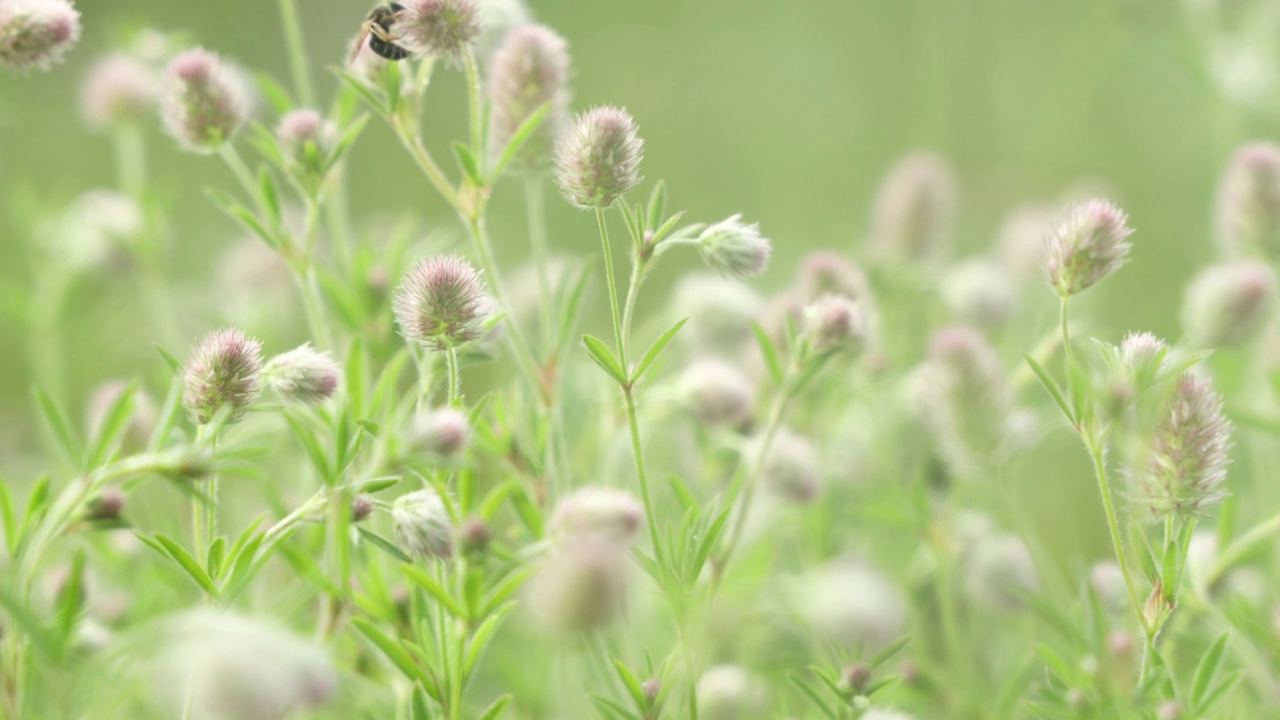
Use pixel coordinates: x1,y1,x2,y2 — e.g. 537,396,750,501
348,3,412,65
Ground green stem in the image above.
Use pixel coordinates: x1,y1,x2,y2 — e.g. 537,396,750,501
276,0,315,107
446,347,462,407
463,49,484,159
295,198,335,350
463,215,545,395
391,118,461,209
1059,295,1073,386
1087,438,1147,636
594,209,627,361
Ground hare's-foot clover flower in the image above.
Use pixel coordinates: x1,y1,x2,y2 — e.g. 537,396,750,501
697,214,772,279
393,255,489,350
869,150,957,264
1182,260,1274,349
392,488,454,561
0,0,80,71
182,328,264,425
400,0,480,65
263,344,341,404
80,53,156,130
1044,198,1133,298
1216,141,1280,260
486,24,570,169
554,105,643,209
161,47,249,152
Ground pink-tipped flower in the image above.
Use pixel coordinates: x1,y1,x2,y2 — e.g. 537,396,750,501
1182,260,1275,348
393,255,489,350
399,0,480,65
392,488,454,561
263,344,341,404
548,486,644,544
527,535,629,633
673,274,762,352
941,258,1015,330
80,53,156,130
796,251,872,303
161,47,248,152
1215,141,1280,260
678,358,756,428
755,428,821,503
697,214,772,279
803,294,866,354
553,105,644,209
409,407,470,458
182,328,264,425
1127,373,1232,520
486,24,570,170
275,108,337,170
0,0,80,71
869,150,957,264
1044,198,1134,297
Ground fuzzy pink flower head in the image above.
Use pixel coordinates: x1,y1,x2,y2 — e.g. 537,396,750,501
392,488,454,562
161,47,248,152
548,486,644,544
1182,260,1275,349
1215,141,1280,260
0,0,80,71
869,150,957,264
1127,373,1232,520
182,328,264,425
554,105,644,209
1044,198,1134,297
803,294,867,355
526,535,629,633
393,254,489,350
678,357,756,428
486,24,571,169
80,53,156,130
697,214,772,279
796,251,871,303
409,407,470,458
399,0,480,64
263,343,341,404
755,428,822,503
275,108,337,167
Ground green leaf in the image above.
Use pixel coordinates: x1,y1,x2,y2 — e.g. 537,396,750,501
480,567,531,619
788,673,837,720
0,480,15,555
401,564,469,619
631,318,688,384
351,617,433,686
280,543,341,595
1189,632,1230,709
252,71,294,113
478,695,512,720
357,527,412,563
283,413,333,482
868,635,911,670
34,389,81,470
0,584,58,660
410,683,434,720
646,181,668,232
666,475,697,513
556,260,593,352
206,536,226,578
691,508,730,580
148,373,185,452
750,322,783,387
1195,669,1243,715
487,101,550,183
582,335,628,385
463,603,511,674
331,67,389,116
155,345,183,373
149,533,220,597
452,142,484,186
259,168,282,225
508,483,544,538
54,550,86,643
1023,353,1074,423
19,475,50,543
206,188,278,249
590,694,641,720
86,378,137,468
360,476,401,494
613,657,649,712
324,114,372,172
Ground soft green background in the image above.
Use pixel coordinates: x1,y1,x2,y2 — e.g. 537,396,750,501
0,1,1268,557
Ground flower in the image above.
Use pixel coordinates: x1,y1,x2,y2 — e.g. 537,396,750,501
696,214,772,279
182,328,265,425
526,535,629,632
80,53,156,130
262,344,341,403
678,358,756,427
672,274,762,353
0,0,80,71
553,105,644,209
1215,141,1280,260
399,0,480,64
486,24,570,169
869,150,957,264
275,108,337,169
940,258,1015,330
548,486,643,544
1044,198,1134,297
409,407,471,458
755,428,821,503
393,255,489,350
802,294,866,354
695,665,767,720
392,488,454,561
1181,260,1275,348
161,47,249,152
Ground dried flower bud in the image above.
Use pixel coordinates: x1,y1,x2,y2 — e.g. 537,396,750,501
263,344,341,403
673,274,762,353
1182,260,1275,348
793,560,906,649
146,609,337,720
527,536,628,632
459,516,491,556
695,665,766,720
161,47,249,152
84,488,125,522
869,151,957,264
400,0,480,64
391,488,454,562
678,358,755,428
1044,198,1134,298
0,0,80,71
486,24,570,169
553,105,643,209
394,255,489,350
803,294,866,354
1126,373,1232,519
80,53,157,130
754,428,821,503
350,494,374,523
275,108,337,170
961,531,1038,610
182,328,265,425
409,407,471,458
549,486,643,543
697,214,772,279
1216,141,1280,260
940,258,1015,330
641,678,661,705
838,663,871,695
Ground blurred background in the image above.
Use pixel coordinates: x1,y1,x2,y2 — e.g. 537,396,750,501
0,0,1275,556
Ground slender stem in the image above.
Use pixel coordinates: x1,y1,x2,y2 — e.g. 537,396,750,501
204,434,220,578
623,388,663,565
594,209,626,361
524,175,554,352
295,198,335,350
113,123,146,200
620,259,645,363
1087,438,1147,635
463,49,484,159
391,118,461,209
1059,295,1073,380
719,377,792,568
276,0,315,107
446,347,462,407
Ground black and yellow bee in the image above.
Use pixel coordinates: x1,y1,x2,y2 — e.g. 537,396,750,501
348,3,411,65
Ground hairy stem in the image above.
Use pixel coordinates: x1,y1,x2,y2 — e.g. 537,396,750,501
276,0,315,107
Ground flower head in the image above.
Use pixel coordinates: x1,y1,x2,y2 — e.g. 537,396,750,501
393,255,489,350
392,488,454,561
697,214,772,279
80,53,156,130
409,407,471,458
672,274,762,353
755,428,821,503
553,105,644,209
941,258,1015,330
1126,373,1232,520
0,0,80,71
696,665,767,720
161,47,249,152
869,150,957,263
796,251,872,303
794,561,907,649
678,358,756,428
182,328,264,425
486,24,571,170
802,294,866,354
548,486,643,544
262,344,341,403
526,535,629,632
1044,198,1134,297
399,0,480,65
275,108,337,170
1182,260,1275,348
1216,141,1280,260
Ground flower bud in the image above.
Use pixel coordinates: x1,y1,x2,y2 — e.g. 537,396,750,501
275,108,337,172
80,53,157,130
869,150,957,264
838,663,871,696
263,344,341,403
1215,141,1280,260
678,358,756,428
458,515,491,556
941,258,1015,330
400,0,480,64
351,494,374,523
527,536,628,632
802,294,866,354
409,407,470,458
553,105,643,209
695,665,766,720
697,214,772,279
391,488,454,562
673,274,762,353
755,428,821,503
1157,700,1181,720
1126,373,1232,520
641,678,660,706
84,488,125,522
549,486,643,544
182,328,265,425
1044,198,1134,298
486,24,570,170
394,255,489,350
161,47,249,152
0,0,80,71
1181,260,1275,349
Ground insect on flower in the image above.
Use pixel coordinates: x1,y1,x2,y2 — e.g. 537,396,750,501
348,3,412,64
